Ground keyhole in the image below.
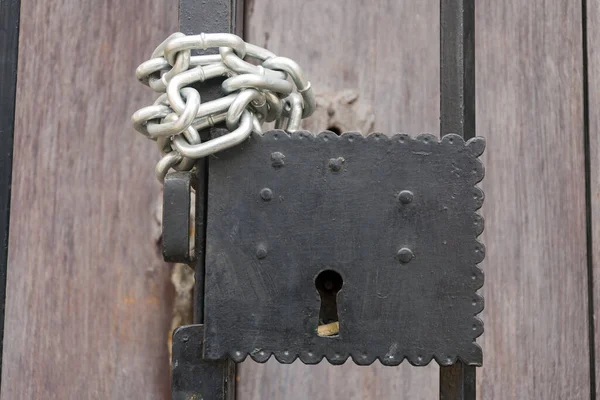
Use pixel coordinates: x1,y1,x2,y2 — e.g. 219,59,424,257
315,270,343,337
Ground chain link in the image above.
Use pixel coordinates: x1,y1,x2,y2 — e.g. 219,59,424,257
131,32,316,182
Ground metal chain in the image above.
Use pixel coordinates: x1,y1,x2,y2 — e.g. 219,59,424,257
131,32,316,182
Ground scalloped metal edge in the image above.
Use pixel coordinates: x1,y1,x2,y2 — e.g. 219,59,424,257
225,350,483,367
228,130,486,367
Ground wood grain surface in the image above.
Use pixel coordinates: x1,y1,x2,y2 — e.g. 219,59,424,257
476,1,590,398
0,1,178,399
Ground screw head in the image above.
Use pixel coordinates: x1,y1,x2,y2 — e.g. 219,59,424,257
328,157,345,172
271,152,285,168
398,190,414,204
397,247,414,263
256,245,268,259
260,188,273,201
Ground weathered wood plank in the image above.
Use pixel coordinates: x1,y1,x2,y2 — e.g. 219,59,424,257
1,1,178,399
0,0,21,385
242,1,440,398
477,0,590,399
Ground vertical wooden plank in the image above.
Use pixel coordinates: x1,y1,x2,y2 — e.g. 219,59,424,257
586,0,600,396
1,1,177,399
245,0,440,134
242,1,440,398
0,0,20,385
477,0,590,399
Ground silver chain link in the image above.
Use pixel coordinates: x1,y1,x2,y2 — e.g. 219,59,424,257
131,33,316,182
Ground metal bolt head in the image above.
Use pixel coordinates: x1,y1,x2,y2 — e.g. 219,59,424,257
260,188,273,201
328,157,345,172
271,152,285,168
256,245,268,259
397,247,414,263
398,190,414,204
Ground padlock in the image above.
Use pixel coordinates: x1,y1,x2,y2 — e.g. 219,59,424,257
203,130,485,366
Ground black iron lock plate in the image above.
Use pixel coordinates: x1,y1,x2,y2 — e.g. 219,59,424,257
203,130,485,366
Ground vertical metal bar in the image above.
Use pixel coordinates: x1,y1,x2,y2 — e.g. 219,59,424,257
179,0,244,116
172,325,236,400
582,0,598,397
192,163,207,324
178,0,244,323
0,0,21,388
440,0,475,139
440,0,477,399
440,362,477,400
170,1,243,399
179,0,244,36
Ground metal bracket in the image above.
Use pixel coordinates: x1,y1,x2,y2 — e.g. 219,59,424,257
167,0,242,398
172,325,235,400
163,172,195,264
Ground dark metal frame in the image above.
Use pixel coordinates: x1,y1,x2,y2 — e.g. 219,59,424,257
170,1,244,399
168,0,478,398
440,1,477,398
0,0,21,390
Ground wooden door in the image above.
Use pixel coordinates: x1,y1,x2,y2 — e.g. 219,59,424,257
1,1,594,399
